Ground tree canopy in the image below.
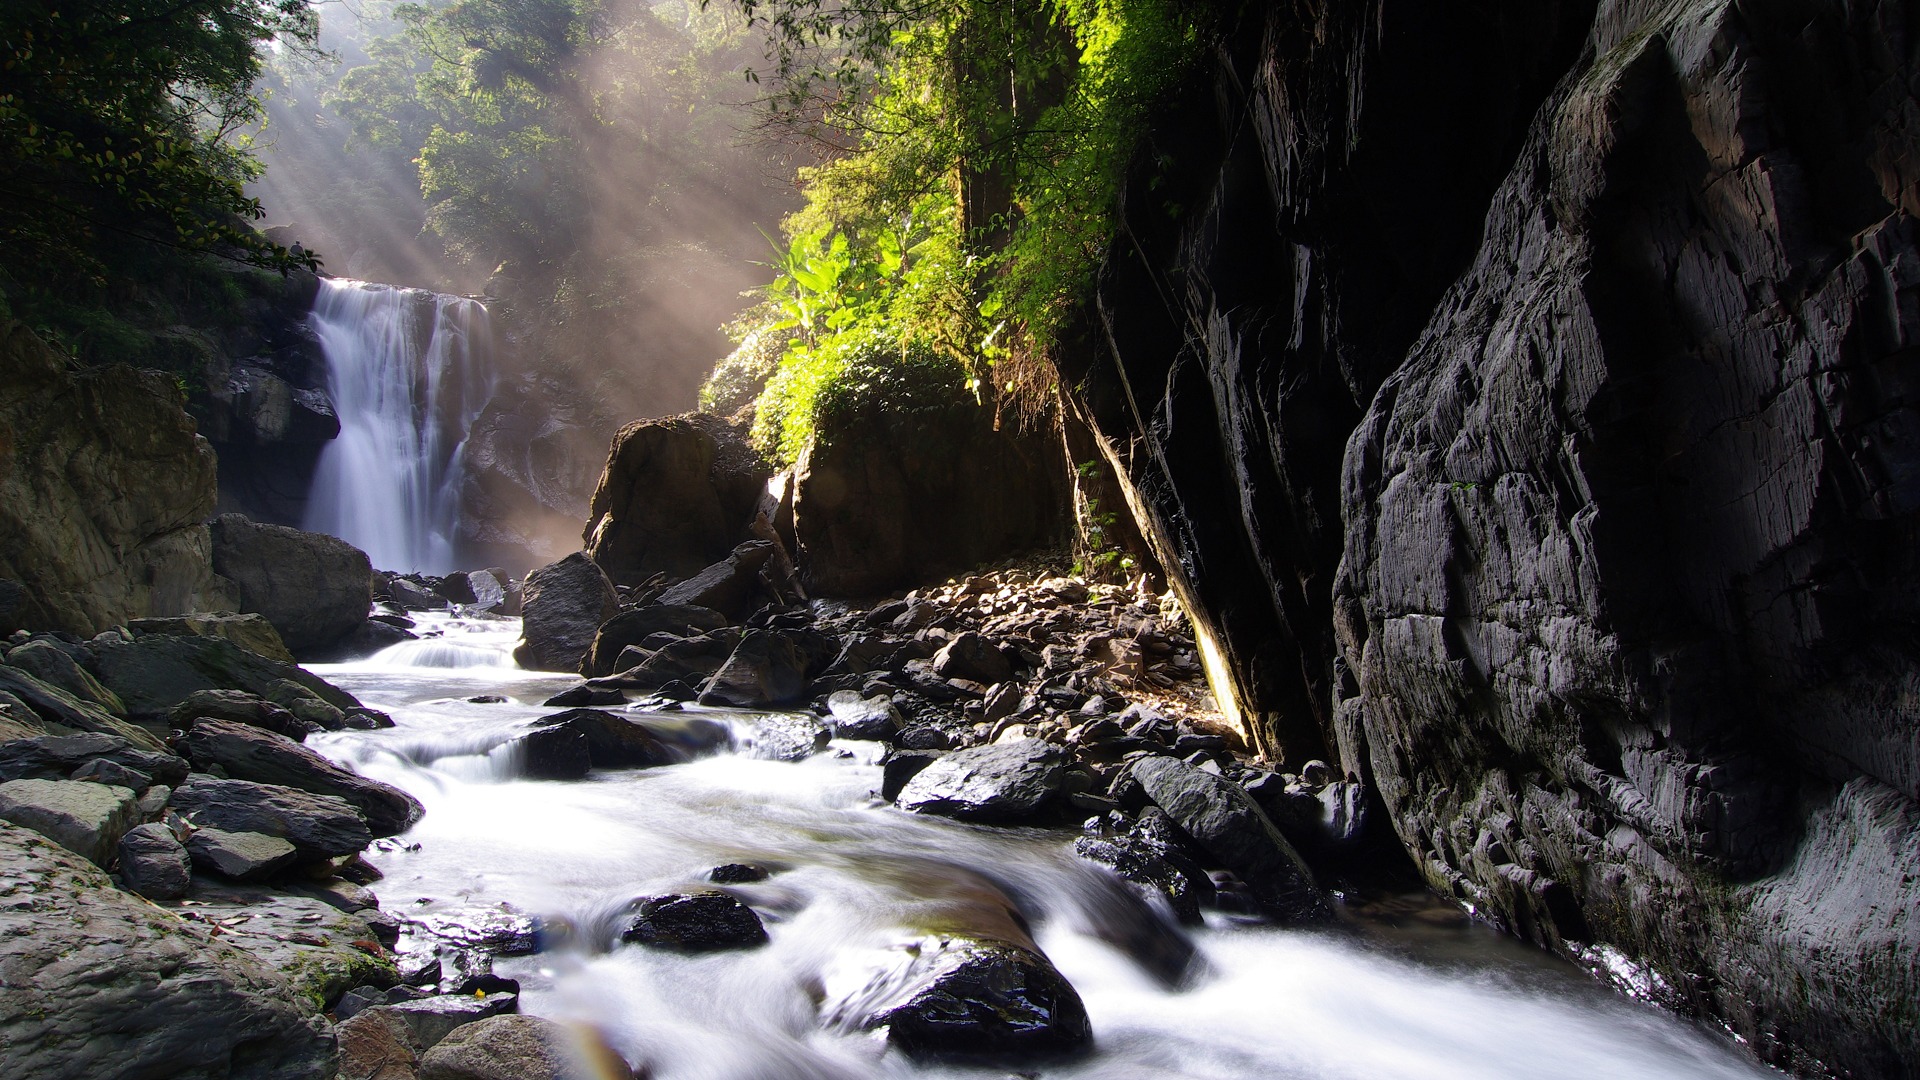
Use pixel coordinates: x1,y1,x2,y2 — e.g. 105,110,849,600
702,0,1208,461
0,0,320,293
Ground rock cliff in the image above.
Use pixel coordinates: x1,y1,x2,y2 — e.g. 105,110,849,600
1063,0,1920,1073
0,321,233,634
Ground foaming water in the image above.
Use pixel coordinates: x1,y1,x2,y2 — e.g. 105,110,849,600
302,278,495,574
310,617,1779,1080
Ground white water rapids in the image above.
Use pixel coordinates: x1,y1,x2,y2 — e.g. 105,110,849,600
308,615,1781,1080
302,278,495,574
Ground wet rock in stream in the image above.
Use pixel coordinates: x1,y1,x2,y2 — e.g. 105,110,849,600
621,890,769,952
896,739,1073,824
825,936,1091,1062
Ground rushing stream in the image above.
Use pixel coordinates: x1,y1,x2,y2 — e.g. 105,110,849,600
308,615,1779,1080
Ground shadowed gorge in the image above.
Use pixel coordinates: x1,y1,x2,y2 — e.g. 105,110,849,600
0,0,1915,1077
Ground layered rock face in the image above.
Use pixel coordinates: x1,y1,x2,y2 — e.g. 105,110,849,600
1064,0,1920,1073
0,321,233,634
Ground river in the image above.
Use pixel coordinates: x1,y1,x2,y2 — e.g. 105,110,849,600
308,614,1779,1080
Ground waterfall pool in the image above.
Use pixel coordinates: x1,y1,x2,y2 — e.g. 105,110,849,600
307,615,1780,1080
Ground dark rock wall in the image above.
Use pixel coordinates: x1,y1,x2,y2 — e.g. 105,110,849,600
1065,0,1920,1073
1057,0,1594,758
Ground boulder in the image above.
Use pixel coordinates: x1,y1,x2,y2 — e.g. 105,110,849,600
930,632,1013,685
419,1014,637,1080
699,628,810,708
620,891,768,952
464,570,509,612
598,630,740,688
742,713,829,762
1128,756,1330,924
825,691,903,741
656,541,776,620
322,619,418,661
583,414,770,586
170,776,372,861
3,639,125,715
178,718,423,836
336,1008,423,1080
381,994,521,1051
85,632,362,721
0,732,188,787
896,739,1071,823
791,369,1070,597
187,827,299,881
824,935,1089,1061
0,664,167,750
0,777,138,866
127,611,295,663
210,514,373,656
170,688,318,741
0,321,233,637
526,709,678,771
581,603,731,678
512,553,619,673
540,684,626,708
386,577,447,612
881,750,944,802
0,821,334,1078
116,821,191,900
1073,808,1215,925
517,726,590,780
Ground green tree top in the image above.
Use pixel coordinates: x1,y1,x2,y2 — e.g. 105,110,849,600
0,0,320,290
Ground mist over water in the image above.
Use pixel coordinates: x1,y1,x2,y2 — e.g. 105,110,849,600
302,279,496,573
308,617,1782,1080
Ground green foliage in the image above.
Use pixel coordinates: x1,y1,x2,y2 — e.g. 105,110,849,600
712,0,1206,460
0,0,321,292
750,329,964,465
699,318,792,415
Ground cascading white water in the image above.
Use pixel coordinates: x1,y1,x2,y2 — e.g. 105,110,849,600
303,277,495,573
303,621,1784,1080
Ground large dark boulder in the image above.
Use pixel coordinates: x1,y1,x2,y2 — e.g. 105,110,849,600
896,739,1071,824
513,553,619,673
210,514,372,656
581,603,730,678
583,414,770,586
620,891,768,952
178,719,423,837
170,776,372,861
655,541,776,620
526,709,679,771
792,362,1069,597
0,821,335,1078
597,630,740,689
698,628,810,709
1129,756,1330,924
825,936,1090,1062
1059,0,1920,1072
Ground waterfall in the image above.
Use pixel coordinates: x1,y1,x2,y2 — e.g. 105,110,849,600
302,278,495,573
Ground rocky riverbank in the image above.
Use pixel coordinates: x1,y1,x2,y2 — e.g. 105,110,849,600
0,536,1410,1078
